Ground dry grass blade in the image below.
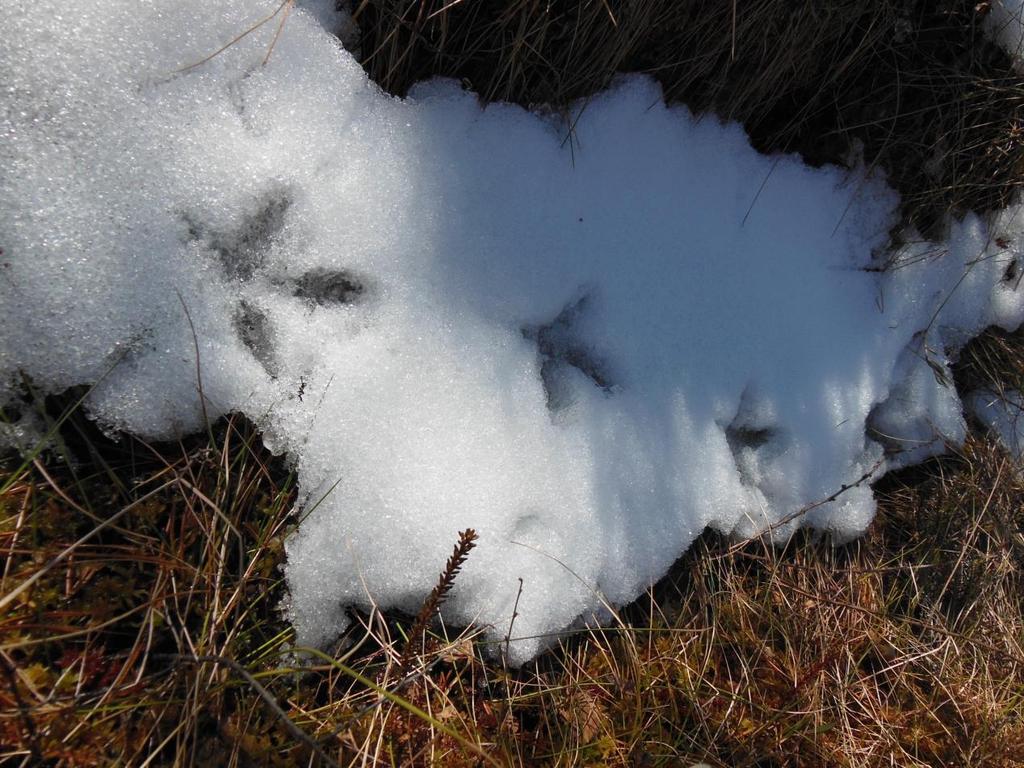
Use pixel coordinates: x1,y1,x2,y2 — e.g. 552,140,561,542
0,478,177,613
175,0,294,74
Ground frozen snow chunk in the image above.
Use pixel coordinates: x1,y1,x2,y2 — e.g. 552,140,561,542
967,388,1024,459
866,334,965,469
297,0,360,51
0,401,48,456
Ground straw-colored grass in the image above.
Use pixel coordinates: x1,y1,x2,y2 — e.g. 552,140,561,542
2,402,1023,766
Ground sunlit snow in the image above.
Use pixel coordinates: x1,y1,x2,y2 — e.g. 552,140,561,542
3,0,1024,661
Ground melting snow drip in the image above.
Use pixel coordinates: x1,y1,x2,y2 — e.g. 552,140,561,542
4,0,1024,662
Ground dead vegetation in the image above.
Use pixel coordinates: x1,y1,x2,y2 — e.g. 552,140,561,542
352,0,1024,236
2,404,1023,766
4,0,1024,765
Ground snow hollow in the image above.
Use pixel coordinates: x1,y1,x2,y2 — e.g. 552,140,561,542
4,0,1024,662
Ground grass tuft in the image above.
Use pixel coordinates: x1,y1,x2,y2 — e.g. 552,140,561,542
350,0,1024,236
2,398,1023,765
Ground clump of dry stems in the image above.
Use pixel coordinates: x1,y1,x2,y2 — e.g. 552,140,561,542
3,402,1023,765
351,0,1024,236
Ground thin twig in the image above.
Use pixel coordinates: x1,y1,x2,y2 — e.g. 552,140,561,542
262,0,295,66
503,577,524,664
728,458,885,554
398,528,478,673
175,290,215,446
174,0,292,74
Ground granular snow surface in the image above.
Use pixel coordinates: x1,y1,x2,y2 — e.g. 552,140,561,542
4,0,1024,661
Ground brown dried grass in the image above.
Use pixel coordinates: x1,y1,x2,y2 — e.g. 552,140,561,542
351,0,1024,236
2,399,1023,766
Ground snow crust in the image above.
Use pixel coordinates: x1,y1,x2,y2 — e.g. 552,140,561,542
4,0,1024,662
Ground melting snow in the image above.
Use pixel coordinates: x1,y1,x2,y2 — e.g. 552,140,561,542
4,0,1024,661
967,389,1024,459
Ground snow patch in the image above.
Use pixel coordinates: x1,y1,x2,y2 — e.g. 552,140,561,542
4,0,1024,662
986,1,1024,66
